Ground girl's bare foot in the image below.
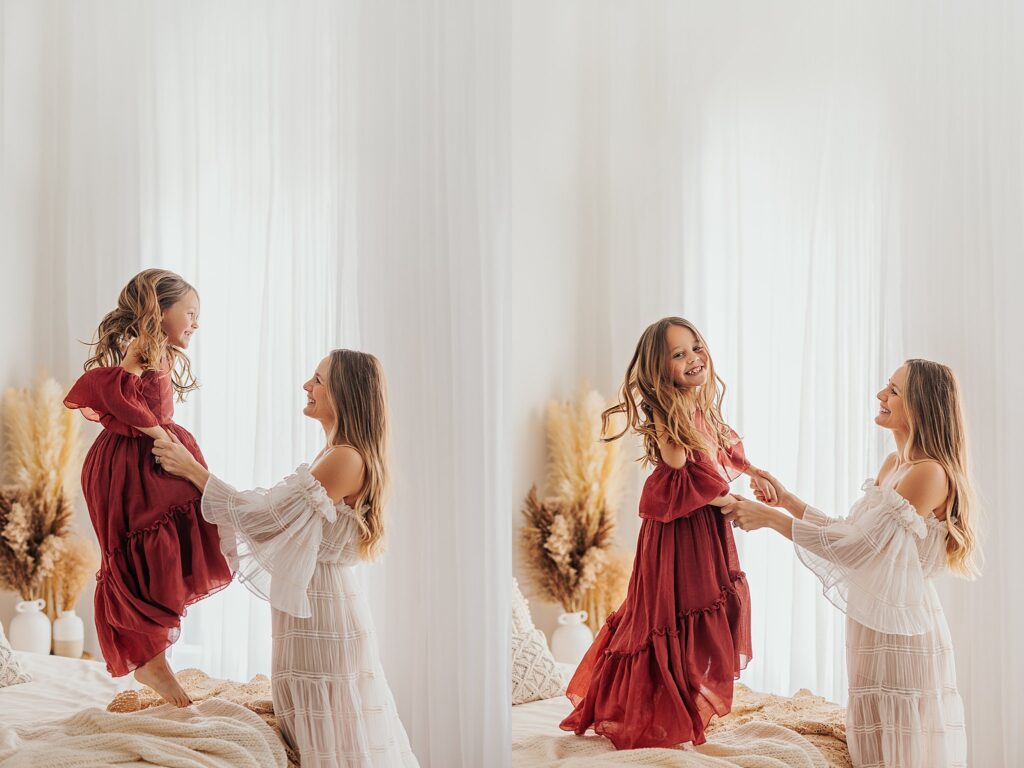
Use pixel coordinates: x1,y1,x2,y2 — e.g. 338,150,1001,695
134,654,191,708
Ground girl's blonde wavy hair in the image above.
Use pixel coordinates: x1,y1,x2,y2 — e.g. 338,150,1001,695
902,359,982,579
602,317,736,466
324,349,389,561
84,269,199,401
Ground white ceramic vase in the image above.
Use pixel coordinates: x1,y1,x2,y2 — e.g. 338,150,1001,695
550,610,593,665
8,599,51,654
53,609,85,658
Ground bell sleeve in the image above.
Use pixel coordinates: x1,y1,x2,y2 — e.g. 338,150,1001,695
200,463,341,618
792,481,932,635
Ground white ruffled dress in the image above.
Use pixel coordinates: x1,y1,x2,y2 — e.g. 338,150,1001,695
792,479,967,768
202,464,419,768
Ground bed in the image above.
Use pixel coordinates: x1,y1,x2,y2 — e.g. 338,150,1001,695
0,651,289,767
0,651,136,727
512,664,852,768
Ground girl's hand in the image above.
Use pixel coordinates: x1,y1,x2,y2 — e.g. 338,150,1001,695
153,432,197,479
706,494,735,508
748,470,778,505
138,425,172,443
751,467,792,507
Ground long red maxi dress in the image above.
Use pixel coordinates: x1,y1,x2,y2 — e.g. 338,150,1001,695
64,362,232,677
559,430,752,750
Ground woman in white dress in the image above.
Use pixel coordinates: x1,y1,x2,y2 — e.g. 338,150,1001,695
153,349,418,768
721,359,978,768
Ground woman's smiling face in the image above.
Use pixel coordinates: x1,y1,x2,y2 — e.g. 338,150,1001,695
875,364,909,431
302,356,333,424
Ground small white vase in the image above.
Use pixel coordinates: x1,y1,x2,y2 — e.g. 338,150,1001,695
8,599,51,655
53,609,85,658
550,611,593,665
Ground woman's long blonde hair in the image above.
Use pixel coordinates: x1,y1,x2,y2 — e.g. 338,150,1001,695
902,359,981,579
602,317,735,466
84,269,199,401
324,349,389,561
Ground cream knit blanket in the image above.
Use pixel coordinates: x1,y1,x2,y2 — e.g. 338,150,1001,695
0,698,287,768
515,720,828,767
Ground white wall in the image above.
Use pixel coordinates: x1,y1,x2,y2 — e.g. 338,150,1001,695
505,6,658,640
0,4,110,657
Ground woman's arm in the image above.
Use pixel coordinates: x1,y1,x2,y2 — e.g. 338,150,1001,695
894,461,948,519
720,496,795,539
309,446,365,506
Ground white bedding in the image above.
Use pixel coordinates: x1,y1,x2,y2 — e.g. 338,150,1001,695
1,698,287,768
513,695,573,742
0,653,287,767
513,695,827,768
0,651,137,727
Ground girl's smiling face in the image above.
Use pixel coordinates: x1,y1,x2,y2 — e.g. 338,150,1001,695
666,324,710,389
876,364,909,431
303,356,333,424
161,290,199,348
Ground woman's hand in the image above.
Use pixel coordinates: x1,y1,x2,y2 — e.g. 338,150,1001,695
720,494,793,540
153,433,209,491
721,495,773,531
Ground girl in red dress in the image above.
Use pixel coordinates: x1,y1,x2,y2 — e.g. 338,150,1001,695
64,269,232,706
560,316,773,750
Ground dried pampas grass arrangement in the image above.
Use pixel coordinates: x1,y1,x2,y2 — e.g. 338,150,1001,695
3,377,82,509
0,486,73,601
40,535,99,619
0,375,86,604
520,387,632,631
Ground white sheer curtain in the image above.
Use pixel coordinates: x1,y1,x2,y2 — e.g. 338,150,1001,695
0,2,509,765
509,2,1023,764
352,3,511,765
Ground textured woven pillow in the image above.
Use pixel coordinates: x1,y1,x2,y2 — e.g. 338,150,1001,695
511,578,565,705
0,622,31,688
511,577,535,635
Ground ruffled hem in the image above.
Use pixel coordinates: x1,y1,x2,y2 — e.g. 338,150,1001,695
274,671,419,767
605,572,749,659
847,687,966,768
561,572,751,749
94,497,233,676
96,498,207,563
794,546,934,636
